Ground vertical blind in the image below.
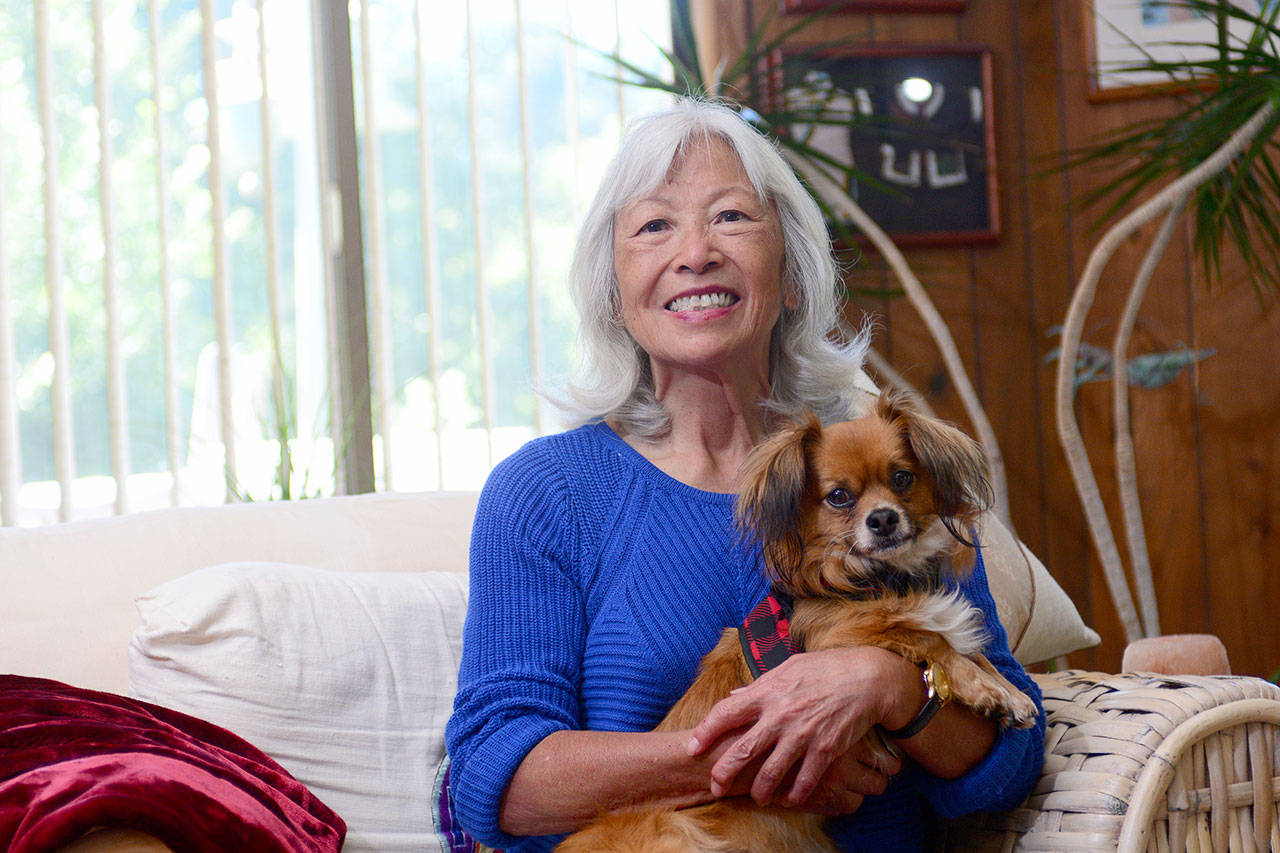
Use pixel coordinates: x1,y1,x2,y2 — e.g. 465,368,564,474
0,0,673,526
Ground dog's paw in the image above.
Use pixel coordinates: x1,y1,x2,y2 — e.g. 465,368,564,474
948,670,1037,729
1001,689,1039,730
945,653,1040,730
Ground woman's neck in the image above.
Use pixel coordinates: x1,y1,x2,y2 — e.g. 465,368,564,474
617,368,772,493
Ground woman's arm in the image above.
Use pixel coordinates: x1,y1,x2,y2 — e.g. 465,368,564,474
445,446,591,847
886,681,997,780
914,553,1045,817
499,729,730,836
499,729,713,836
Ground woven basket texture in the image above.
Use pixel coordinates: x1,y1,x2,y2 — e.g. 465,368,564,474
946,669,1280,852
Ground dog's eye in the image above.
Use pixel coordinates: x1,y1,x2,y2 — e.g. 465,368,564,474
891,470,915,492
825,488,855,508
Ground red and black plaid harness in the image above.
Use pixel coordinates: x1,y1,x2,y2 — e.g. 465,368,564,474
738,584,799,678
739,561,944,679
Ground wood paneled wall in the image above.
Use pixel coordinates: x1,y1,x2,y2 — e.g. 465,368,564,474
713,0,1279,677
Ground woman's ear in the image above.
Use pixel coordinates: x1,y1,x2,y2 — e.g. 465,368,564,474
782,271,800,312
607,277,627,328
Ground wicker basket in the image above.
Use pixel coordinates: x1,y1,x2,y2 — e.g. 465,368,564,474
947,669,1280,852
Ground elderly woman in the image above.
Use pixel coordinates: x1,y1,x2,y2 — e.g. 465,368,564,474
444,99,1044,852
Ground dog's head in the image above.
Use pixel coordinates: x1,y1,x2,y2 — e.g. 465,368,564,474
735,392,992,597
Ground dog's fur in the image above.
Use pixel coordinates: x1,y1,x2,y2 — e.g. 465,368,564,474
556,393,1038,852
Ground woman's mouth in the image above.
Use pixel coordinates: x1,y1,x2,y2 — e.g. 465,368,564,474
665,292,739,312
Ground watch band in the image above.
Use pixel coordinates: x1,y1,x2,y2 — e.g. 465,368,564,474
882,660,948,740
882,690,943,740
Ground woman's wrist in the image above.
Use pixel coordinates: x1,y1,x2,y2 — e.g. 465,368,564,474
862,646,930,732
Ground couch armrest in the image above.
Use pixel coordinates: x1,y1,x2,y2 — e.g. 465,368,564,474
945,670,1280,851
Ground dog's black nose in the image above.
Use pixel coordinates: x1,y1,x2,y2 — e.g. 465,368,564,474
866,508,900,537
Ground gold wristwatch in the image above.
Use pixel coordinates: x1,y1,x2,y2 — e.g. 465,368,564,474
883,658,951,740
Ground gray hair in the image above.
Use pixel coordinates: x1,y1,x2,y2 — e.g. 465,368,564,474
555,98,869,437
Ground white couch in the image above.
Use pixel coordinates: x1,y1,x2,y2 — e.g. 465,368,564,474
6,491,1277,852
3,492,478,851
2,491,478,695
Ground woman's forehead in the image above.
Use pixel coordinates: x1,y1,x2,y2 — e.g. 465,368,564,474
667,135,748,181
622,138,763,209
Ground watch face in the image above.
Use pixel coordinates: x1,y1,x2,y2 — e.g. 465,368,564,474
927,660,952,703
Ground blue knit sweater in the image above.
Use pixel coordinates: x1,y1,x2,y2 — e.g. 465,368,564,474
444,422,1045,852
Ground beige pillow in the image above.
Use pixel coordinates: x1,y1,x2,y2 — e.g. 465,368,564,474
977,512,1100,665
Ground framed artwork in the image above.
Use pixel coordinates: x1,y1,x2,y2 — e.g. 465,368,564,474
1087,0,1273,98
781,1,968,12
764,45,998,246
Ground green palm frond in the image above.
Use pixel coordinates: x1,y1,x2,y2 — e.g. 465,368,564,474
1066,0,1280,294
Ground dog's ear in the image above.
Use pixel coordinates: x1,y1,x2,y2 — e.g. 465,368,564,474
877,392,992,523
735,413,822,580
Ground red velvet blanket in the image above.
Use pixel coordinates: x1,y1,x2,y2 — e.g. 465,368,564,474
0,675,344,852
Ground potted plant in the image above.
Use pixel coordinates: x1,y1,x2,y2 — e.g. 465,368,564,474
1056,0,1280,645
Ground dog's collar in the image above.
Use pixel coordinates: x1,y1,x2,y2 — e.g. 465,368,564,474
739,583,799,679
738,557,946,679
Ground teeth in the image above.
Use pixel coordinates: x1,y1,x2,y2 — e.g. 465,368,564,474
666,292,736,312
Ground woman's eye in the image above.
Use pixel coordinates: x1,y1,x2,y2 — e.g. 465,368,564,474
638,219,668,234
891,470,915,492
717,209,746,223
825,488,854,508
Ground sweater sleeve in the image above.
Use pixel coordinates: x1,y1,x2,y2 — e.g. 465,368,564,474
444,442,586,849
914,546,1046,818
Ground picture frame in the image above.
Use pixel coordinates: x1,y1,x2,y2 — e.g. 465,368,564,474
781,0,968,12
1087,0,1268,99
764,44,998,246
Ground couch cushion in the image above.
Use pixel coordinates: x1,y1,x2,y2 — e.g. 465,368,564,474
0,491,478,694
128,563,467,853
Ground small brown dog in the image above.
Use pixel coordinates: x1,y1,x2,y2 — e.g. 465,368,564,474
556,392,1038,853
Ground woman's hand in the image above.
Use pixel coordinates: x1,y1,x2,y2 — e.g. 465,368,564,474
787,737,899,816
686,645,917,807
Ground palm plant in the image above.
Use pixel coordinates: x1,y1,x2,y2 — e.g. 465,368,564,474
1057,0,1280,643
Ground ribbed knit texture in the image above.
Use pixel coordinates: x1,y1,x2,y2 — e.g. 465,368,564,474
444,422,1045,852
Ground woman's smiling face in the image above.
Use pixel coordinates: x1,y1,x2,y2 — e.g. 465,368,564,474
612,136,791,382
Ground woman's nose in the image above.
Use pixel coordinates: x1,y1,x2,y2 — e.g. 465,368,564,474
674,227,721,274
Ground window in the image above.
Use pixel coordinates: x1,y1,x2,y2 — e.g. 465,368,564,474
0,0,674,525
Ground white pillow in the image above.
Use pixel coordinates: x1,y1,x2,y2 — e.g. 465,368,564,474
976,512,1100,665
128,563,468,853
